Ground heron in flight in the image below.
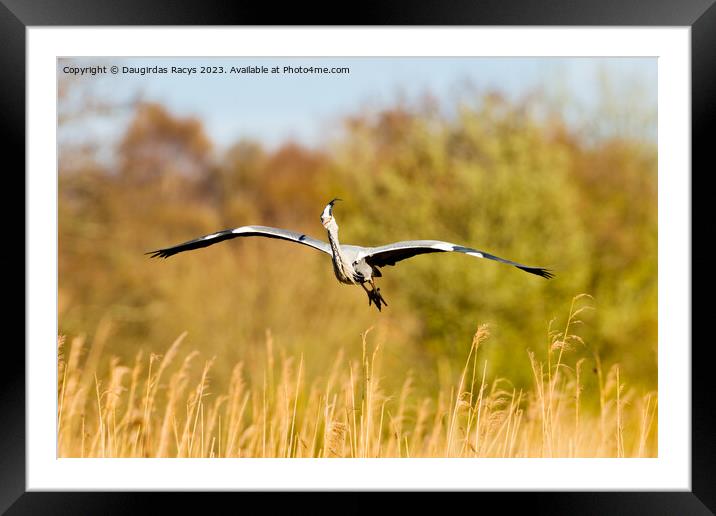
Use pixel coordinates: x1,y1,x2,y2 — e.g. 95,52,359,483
147,199,553,311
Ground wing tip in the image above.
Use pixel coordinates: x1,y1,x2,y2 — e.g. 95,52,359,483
519,266,555,279
145,249,171,259
540,268,555,279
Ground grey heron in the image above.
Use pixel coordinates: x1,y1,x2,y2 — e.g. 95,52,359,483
147,199,553,311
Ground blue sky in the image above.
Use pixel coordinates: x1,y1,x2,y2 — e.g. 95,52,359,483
59,57,657,150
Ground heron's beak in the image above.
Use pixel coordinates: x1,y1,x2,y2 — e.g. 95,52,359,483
321,198,341,226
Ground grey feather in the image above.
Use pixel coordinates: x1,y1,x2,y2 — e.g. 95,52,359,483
363,240,554,278
146,225,331,258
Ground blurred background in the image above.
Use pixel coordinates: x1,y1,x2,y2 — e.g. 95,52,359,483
58,57,657,409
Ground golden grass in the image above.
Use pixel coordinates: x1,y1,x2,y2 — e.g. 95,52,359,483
57,296,657,458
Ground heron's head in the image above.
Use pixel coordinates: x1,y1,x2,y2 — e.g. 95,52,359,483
321,198,341,228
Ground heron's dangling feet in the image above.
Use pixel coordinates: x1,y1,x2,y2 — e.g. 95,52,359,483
362,281,388,312
370,287,388,311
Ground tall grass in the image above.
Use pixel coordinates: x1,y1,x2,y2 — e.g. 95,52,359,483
57,296,657,458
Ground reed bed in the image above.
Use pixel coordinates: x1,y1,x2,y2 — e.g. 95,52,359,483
57,295,657,458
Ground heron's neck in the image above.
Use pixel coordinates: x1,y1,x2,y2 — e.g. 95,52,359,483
325,220,353,282
326,220,344,259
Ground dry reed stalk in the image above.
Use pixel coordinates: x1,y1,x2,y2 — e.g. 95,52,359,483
57,298,657,459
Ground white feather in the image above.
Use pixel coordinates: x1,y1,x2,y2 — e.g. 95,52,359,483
431,243,454,251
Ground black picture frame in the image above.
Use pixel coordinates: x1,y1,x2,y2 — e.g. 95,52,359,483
4,1,709,512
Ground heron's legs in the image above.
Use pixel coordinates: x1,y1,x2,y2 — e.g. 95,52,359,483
361,280,388,311
369,279,388,308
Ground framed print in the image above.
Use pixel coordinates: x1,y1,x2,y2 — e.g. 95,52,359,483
4,0,711,512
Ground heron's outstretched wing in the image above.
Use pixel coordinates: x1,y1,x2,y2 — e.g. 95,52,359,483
363,240,553,279
146,225,332,259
